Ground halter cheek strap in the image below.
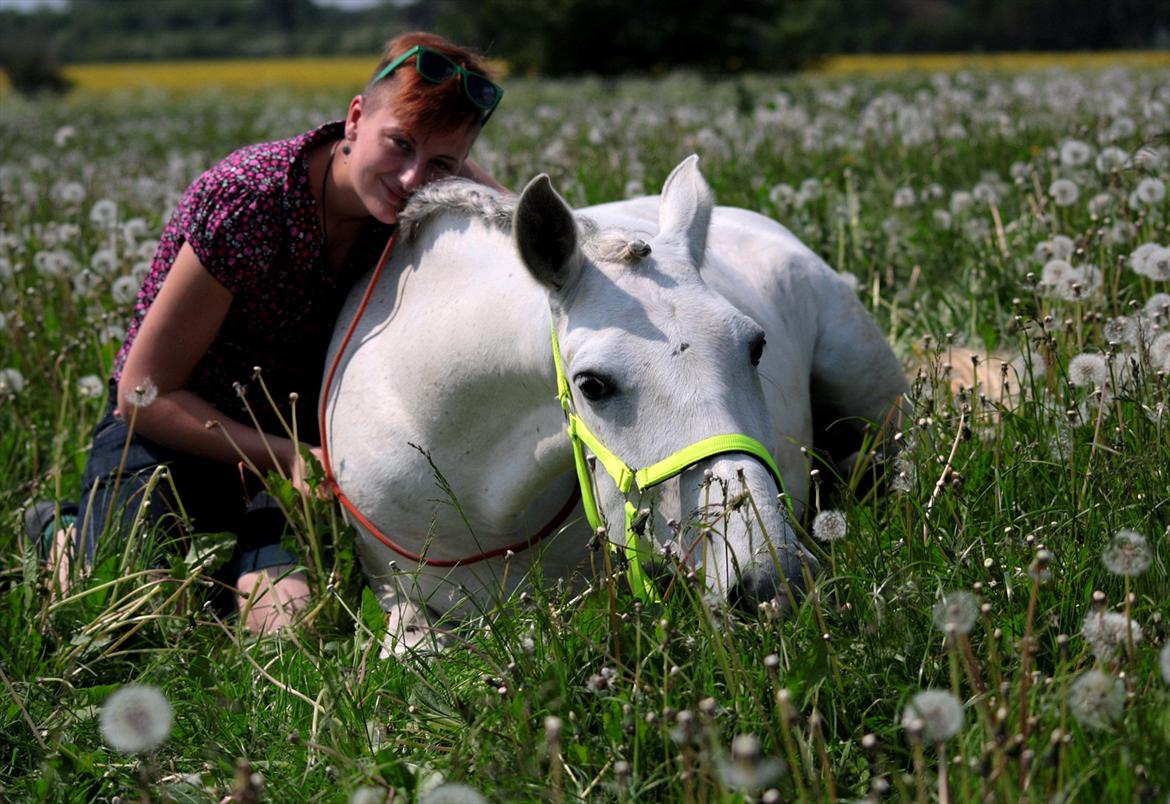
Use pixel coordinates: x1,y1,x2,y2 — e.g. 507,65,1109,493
551,325,790,602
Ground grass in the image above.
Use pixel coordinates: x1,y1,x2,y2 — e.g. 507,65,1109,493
1,66,1169,801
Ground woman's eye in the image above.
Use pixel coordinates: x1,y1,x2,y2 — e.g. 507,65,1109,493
575,373,613,401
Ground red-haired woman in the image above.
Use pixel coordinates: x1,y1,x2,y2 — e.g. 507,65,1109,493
33,32,506,632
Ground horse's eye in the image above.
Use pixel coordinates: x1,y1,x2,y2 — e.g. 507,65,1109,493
575,373,613,401
749,333,766,367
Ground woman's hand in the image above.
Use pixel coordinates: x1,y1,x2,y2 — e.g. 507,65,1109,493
292,445,331,499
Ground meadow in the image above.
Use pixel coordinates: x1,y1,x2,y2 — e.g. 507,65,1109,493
1,61,1169,802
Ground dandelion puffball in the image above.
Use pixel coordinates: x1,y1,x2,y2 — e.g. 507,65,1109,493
1067,670,1124,731
901,689,964,743
1160,643,1170,685
418,783,488,804
812,510,848,542
1081,610,1143,660
99,684,173,754
1102,529,1151,577
1068,353,1107,389
932,590,980,635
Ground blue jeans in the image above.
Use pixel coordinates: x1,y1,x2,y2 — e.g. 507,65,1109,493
76,385,299,580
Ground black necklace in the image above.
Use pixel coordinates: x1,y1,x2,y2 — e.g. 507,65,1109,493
320,143,339,257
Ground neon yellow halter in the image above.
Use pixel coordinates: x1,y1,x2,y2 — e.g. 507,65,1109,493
551,325,788,602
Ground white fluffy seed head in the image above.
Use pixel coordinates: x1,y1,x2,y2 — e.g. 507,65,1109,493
1068,353,1107,389
1081,610,1143,660
418,783,487,804
901,689,964,743
812,510,848,542
1067,670,1124,731
1160,643,1170,686
1102,529,1151,577
98,684,173,754
932,590,980,635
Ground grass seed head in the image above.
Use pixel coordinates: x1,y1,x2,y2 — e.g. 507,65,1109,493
98,684,173,755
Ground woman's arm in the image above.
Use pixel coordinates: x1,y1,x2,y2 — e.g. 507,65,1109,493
117,241,300,476
459,156,510,193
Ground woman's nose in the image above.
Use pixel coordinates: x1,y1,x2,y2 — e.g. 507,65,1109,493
399,158,426,193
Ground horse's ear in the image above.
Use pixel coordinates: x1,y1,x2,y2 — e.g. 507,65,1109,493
657,154,714,267
514,174,582,292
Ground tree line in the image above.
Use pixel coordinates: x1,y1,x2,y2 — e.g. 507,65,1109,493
2,0,1167,93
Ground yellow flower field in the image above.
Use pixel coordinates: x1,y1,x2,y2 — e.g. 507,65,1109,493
0,51,1165,94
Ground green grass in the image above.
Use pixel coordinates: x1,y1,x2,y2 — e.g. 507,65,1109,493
2,69,1169,801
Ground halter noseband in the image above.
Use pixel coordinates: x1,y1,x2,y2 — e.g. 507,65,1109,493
550,325,789,602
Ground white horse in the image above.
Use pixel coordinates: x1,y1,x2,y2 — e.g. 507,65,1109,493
323,156,907,653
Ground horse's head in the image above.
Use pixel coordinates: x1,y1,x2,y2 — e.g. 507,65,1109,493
513,156,817,610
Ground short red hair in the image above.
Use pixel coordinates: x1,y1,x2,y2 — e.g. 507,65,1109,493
364,32,496,136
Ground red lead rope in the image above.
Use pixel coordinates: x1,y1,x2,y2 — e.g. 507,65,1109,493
317,232,581,568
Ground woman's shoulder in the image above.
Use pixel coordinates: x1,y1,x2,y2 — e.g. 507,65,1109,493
193,121,344,206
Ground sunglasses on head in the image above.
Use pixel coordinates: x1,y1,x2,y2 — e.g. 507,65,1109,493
372,45,504,121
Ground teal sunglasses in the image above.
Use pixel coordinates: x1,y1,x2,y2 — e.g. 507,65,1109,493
372,45,504,122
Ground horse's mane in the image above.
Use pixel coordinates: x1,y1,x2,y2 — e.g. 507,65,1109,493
399,178,647,264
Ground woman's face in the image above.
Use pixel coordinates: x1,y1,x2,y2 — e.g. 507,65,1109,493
344,95,479,224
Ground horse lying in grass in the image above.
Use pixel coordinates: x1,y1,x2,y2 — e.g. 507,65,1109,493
322,156,908,654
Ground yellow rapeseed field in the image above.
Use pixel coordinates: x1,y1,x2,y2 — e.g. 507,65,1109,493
0,51,1166,95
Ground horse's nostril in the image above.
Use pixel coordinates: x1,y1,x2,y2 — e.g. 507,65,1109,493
729,553,817,614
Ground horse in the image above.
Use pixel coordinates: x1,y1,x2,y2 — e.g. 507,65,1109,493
322,156,908,654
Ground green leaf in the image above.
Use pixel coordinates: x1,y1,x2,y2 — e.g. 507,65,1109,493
361,586,386,643
184,530,237,574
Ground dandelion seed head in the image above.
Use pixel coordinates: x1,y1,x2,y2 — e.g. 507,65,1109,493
1160,643,1170,685
1135,177,1166,205
1068,353,1107,388
812,509,848,542
124,378,158,409
0,367,25,395
1060,139,1092,167
1102,529,1151,576
1095,146,1128,173
893,186,916,208
1081,610,1143,660
1049,178,1080,207
932,208,952,229
418,783,487,804
1149,333,1170,372
1103,316,1137,346
932,590,980,635
717,733,785,791
1067,669,1124,731
77,374,104,399
111,275,139,306
901,689,964,743
89,198,119,229
98,684,172,754
1145,293,1170,321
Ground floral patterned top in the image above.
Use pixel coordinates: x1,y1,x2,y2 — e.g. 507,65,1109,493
113,121,394,441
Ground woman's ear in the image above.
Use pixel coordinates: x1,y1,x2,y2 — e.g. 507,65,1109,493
345,94,364,141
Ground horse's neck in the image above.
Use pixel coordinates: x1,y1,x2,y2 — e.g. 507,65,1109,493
366,220,572,524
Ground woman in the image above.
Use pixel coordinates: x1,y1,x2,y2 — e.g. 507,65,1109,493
36,31,506,632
